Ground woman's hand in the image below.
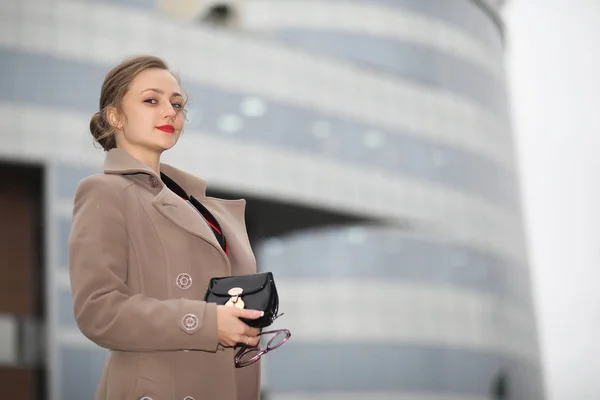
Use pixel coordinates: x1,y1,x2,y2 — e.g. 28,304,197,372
216,305,263,347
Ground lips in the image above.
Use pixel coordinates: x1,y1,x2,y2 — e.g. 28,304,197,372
157,125,175,133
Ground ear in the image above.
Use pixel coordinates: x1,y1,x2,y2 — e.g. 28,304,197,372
105,105,123,131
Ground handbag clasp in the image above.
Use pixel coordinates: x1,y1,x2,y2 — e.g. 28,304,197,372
225,287,245,309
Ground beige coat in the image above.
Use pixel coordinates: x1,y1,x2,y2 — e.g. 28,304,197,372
68,148,260,400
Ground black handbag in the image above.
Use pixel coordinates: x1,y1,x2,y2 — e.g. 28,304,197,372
204,272,281,329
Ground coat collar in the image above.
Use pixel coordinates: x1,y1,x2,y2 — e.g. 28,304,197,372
103,148,208,198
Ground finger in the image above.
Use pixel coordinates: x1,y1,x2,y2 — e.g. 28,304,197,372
238,334,249,346
248,336,260,347
244,327,260,337
238,335,260,348
231,308,264,319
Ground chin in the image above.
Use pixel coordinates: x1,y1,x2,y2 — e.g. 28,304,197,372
156,143,177,153
157,137,180,151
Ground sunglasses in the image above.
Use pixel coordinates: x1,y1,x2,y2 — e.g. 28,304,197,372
235,329,292,368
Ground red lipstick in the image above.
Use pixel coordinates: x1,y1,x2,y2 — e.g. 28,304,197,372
157,125,175,133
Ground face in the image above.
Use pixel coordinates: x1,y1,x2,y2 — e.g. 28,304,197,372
110,68,186,156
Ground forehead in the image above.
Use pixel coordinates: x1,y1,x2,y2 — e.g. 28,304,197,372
128,68,181,93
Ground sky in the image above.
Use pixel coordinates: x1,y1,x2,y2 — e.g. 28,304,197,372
504,1,600,399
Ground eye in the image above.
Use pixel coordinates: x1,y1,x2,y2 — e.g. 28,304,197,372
144,98,157,105
171,102,183,109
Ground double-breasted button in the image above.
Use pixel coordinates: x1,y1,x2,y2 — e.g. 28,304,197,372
182,314,199,331
183,397,195,400
176,273,192,289
148,175,159,188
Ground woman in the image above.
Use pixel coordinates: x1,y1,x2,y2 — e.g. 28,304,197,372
68,55,263,400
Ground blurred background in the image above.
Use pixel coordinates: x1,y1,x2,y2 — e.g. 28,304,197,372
0,0,598,399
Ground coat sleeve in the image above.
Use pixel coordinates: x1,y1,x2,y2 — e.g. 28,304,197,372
68,175,219,352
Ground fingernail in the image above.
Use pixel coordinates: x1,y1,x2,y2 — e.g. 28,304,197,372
259,311,264,317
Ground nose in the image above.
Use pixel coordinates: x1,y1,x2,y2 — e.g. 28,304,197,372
163,103,177,119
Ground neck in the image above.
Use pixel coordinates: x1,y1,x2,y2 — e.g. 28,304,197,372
118,145,162,175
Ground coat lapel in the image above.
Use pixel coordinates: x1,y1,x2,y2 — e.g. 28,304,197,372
151,187,228,258
158,164,255,275
200,197,256,275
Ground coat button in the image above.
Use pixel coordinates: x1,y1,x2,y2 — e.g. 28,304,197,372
176,273,192,289
183,397,195,400
182,314,199,331
140,397,153,400
148,175,159,188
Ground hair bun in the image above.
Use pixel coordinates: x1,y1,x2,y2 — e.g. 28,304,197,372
89,110,116,151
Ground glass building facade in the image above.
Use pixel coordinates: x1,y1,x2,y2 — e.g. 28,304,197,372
0,0,544,399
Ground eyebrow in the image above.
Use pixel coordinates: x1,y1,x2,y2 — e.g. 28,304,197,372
141,88,183,98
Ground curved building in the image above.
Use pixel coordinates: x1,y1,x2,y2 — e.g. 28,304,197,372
0,0,544,399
